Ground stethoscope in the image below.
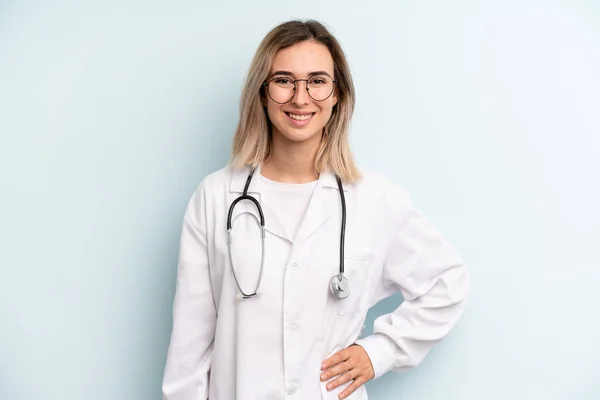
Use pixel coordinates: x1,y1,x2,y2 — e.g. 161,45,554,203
227,166,350,300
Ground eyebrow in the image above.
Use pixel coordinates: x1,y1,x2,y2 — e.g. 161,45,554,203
270,70,334,79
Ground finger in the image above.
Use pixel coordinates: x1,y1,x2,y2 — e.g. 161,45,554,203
322,348,351,370
338,376,366,399
326,369,358,392
320,359,352,382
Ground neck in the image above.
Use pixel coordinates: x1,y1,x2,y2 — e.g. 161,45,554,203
261,131,321,183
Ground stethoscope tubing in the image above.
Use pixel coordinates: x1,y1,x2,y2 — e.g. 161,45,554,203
227,166,348,299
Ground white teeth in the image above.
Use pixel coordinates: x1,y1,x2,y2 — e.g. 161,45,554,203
287,113,313,121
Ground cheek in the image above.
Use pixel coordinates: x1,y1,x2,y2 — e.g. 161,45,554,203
265,104,282,124
317,104,334,123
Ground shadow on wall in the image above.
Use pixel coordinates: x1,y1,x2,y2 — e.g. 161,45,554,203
361,294,407,390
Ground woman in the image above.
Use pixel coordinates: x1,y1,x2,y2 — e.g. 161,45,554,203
162,19,470,400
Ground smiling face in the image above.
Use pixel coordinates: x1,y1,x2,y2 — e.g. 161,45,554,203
262,40,338,146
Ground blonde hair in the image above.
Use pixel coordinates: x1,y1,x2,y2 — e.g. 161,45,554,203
230,19,361,182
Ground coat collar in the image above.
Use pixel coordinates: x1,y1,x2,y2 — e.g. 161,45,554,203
228,164,350,246
229,164,351,194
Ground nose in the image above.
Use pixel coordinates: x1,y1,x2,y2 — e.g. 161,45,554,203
291,80,310,105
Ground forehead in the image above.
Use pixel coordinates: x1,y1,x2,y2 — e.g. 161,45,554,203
270,41,334,76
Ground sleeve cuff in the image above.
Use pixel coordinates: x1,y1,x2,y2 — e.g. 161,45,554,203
354,333,398,380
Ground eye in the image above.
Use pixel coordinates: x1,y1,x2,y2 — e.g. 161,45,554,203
309,77,327,85
273,78,293,85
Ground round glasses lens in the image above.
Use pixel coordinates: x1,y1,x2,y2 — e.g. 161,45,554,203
307,76,334,101
267,76,334,103
268,78,295,103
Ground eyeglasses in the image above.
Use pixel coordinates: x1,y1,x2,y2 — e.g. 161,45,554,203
262,76,336,104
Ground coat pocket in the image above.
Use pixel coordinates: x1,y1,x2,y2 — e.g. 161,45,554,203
336,258,372,317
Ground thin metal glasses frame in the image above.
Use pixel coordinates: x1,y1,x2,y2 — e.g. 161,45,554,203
262,77,337,104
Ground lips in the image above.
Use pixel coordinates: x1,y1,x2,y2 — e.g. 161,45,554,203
285,112,316,121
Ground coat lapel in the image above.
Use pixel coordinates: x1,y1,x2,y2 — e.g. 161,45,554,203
292,170,348,249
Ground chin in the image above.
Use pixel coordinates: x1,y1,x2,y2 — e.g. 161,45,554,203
277,127,322,143
272,117,327,143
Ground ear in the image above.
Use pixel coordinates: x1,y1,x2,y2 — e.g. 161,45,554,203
261,89,268,108
259,82,268,107
332,87,339,107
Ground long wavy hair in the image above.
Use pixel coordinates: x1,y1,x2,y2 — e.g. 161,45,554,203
230,19,361,182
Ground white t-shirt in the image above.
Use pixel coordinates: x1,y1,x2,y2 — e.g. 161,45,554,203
259,174,317,241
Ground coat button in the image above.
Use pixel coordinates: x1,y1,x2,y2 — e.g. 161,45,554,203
290,262,300,270
291,321,301,331
286,384,298,394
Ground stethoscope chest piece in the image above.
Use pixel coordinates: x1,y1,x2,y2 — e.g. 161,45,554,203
330,274,350,299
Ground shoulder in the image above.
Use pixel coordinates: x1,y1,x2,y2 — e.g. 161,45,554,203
183,164,237,212
182,164,238,223
202,164,235,186
192,164,237,193
351,166,411,206
349,166,419,231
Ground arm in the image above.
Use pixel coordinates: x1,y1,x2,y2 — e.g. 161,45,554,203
354,188,471,379
162,182,217,399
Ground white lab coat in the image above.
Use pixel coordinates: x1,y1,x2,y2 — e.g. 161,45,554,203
162,164,470,400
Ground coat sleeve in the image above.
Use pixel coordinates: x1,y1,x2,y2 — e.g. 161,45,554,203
162,182,217,399
354,186,471,379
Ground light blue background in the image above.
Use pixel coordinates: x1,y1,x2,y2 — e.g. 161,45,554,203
1,1,599,399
